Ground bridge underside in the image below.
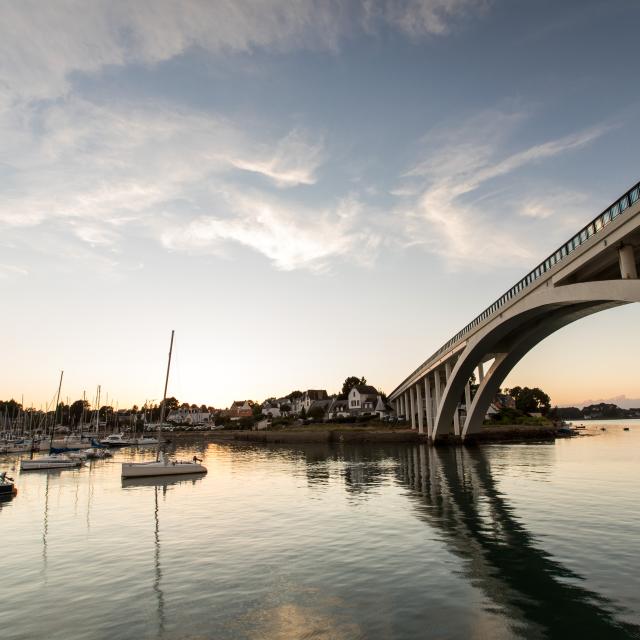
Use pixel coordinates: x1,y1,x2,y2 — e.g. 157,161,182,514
392,261,640,443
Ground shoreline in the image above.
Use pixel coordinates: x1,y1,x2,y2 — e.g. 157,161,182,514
171,424,557,445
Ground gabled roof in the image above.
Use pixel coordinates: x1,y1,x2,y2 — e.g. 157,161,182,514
305,389,328,400
353,385,378,395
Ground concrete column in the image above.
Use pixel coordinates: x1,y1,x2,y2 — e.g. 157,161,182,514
404,391,410,423
424,376,433,438
434,369,442,420
416,382,424,434
478,361,485,382
464,382,472,413
445,360,452,381
399,394,404,417
619,244,638,279
409,386,416,430
453,404,460,436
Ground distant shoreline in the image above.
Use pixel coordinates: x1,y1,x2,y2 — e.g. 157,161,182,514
168,423,558,445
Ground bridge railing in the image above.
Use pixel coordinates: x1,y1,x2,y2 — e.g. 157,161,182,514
393,179,640,396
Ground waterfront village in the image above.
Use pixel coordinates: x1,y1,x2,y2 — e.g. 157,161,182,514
2,374,637,436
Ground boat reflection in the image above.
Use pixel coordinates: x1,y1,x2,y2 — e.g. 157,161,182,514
397,444,639,639
121,473,206,490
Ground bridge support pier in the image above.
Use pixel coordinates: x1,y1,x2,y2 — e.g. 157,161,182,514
619,244,638,279
416,382,424,434
409,387,416,430
424,377,433,438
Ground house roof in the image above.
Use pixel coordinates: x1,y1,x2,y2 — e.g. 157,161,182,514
305,389,328,400
353,385,378,395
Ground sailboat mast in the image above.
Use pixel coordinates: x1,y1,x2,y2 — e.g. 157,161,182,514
49,370,64,448
156,330,175,461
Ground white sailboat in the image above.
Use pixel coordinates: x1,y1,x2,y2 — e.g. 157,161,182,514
121,331,207,479
21,371,82,471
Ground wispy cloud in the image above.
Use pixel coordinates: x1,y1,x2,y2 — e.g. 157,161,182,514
374,0,490,36
0,97,325,237
229,129,325,187
162,191,380,272
395,110,609,268
0,1,488,103
0,264,28,279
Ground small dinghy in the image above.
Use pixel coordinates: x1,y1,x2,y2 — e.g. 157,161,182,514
85,447,112,460
0,472,17,497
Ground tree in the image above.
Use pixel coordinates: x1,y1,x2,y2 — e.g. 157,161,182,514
341,376,367,395
299,407,307,419
507,386,551,415
69,399,90,424
160,397,179,413
308,405,326,420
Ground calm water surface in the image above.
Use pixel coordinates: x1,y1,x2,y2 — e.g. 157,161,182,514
1,423,640,639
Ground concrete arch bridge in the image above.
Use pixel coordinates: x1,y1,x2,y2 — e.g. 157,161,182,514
389,180,640,442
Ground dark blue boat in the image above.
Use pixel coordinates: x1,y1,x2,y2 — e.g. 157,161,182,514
0,472,16,498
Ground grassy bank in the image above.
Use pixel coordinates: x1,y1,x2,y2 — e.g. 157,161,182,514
176,422,557,445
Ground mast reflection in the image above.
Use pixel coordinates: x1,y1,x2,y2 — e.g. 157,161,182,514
154,485,165,637
121,473,204,636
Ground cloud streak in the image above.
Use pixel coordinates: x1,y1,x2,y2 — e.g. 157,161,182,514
162,191,380,272
396,110,608,268
0,1,488,102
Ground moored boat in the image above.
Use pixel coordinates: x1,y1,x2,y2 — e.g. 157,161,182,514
0,472,17,497
20,455,83,470
121,330,207,479
100,433,134,447
122,452,206,478
85,447,112,459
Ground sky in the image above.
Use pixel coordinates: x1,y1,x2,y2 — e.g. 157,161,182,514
1,0,640,410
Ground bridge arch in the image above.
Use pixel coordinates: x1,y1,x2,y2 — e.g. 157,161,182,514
433,280,640,440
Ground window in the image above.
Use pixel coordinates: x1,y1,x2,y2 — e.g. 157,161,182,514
620,196,629,211
630,188,639,204
611,203,620,220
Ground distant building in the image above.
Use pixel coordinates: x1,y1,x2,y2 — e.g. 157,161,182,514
291,390,328,414
228,401,253,420
327,397,350,419
348,385,379,413
261,402,281,418
167,408,212,424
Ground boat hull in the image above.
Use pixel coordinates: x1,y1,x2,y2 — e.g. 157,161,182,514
121,461,207,478
21,457,82,470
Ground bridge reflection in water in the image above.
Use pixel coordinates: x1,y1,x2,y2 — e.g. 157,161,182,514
396,444,638,639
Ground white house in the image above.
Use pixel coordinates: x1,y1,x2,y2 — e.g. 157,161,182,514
166,408,212,425
348,385,379,414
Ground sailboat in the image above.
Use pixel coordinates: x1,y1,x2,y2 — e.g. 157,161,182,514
21,371,83,471
121,331,207,479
